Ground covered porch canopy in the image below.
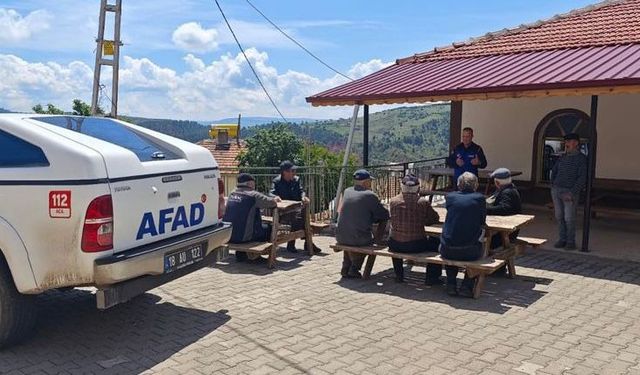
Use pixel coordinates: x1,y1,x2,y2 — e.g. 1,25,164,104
305,0,640,252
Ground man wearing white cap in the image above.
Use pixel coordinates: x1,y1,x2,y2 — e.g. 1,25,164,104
388,174,441,284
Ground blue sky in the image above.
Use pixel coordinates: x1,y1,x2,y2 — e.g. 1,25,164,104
0,0,596,120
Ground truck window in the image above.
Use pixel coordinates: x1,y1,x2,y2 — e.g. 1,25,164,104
0,130,49,167
33,116,179,162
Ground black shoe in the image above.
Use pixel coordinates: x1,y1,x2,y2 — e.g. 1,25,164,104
565,243,577,251
458,285,474,298
492,265,508,278
306,242,321,254
554,240,566,249
347,270,363,279
425,277,444,286
394,275,404,283
446,284,458,296
235,251,248,262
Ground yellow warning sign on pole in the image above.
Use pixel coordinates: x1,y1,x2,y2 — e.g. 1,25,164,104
103,41,114,56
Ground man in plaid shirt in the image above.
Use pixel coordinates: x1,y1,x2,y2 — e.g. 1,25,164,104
389,174,442,284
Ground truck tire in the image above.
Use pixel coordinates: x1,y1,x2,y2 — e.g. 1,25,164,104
0,257,37,348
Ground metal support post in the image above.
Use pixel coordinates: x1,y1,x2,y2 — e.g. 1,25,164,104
581,95,598,252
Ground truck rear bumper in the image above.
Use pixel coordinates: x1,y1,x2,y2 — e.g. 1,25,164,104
94,222,231,286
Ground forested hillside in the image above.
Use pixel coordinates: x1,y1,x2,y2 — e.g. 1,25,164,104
243,104,450,164
121,116,209,143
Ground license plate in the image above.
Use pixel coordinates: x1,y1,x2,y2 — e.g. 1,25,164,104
164,243,204,273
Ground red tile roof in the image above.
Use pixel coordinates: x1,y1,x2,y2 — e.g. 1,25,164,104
403,0,640,62
197,139,245,169
307,0,640,106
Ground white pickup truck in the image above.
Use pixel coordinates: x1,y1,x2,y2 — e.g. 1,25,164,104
0,114,231,347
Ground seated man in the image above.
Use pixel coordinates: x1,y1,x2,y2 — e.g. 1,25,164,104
389,174,441,284
223,173,281,262
440,172,486,297
336,169,390,278
486,168,522,250
270,160,321,254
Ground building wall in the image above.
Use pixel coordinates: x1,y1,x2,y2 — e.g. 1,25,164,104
461,93,640,181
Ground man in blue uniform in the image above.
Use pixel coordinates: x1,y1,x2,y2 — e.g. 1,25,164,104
271,160,321,253
446,127,488,183
224,173,280,262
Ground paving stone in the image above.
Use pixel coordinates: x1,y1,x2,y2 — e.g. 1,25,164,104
0,238,639,374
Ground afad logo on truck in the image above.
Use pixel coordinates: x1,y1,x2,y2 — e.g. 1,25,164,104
137,203,205,240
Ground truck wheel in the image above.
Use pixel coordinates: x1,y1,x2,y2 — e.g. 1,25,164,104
0,258,37,348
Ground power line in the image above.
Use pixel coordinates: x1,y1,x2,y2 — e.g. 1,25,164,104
214,0,288,123
245,0,353,81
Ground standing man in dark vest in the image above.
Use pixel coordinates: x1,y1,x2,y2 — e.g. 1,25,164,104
447,127,488,184
271,160,321,254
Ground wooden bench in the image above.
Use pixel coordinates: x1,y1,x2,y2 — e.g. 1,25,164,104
227,200,312,268
331,244,506,299
513,236,546,256
226,241,274,262
310,222,330,234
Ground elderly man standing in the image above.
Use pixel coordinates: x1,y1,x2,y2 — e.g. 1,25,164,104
224,173,281,262
447,127,488,183
336,169,390,278
389,174,441,284
271,160,321,254
440,172,486,297
550,133,587,250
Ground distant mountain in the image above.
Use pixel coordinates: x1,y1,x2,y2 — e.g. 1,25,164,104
203,116,319,127
0,108,13,113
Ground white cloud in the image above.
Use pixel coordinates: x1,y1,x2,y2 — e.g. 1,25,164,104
0,50,392,120
172,22,219,53
0,54,92,111
347,59,391,79
0,8,52,44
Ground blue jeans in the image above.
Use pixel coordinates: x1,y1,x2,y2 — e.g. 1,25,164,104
551,187,578,245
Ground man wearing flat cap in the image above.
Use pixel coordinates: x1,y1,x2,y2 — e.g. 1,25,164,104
486,167,522,251
336,169,390,278
224,173,281,262
388,174,442,284
270,160,320,253
550,133,587,250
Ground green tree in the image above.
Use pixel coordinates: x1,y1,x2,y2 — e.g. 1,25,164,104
237,125,303,168
73,99,104,116
32,103,64,114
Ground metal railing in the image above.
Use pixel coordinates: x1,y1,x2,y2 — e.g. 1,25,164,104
220,156,448,222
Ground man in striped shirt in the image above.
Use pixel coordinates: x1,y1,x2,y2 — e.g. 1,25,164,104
550,133,588,250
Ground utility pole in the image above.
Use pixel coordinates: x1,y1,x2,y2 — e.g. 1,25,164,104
91,0,122,117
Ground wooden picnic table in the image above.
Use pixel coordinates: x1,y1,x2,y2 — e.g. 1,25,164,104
426,167,523,194
427,206,535,277
228,199,314,268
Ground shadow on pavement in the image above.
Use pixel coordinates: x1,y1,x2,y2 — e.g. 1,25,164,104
517,248,640,286
0,289,230,374
336,266,551,315
213,247,315,275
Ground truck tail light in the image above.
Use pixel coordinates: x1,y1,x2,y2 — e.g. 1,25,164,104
82,195,114,252
218,178,226,220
